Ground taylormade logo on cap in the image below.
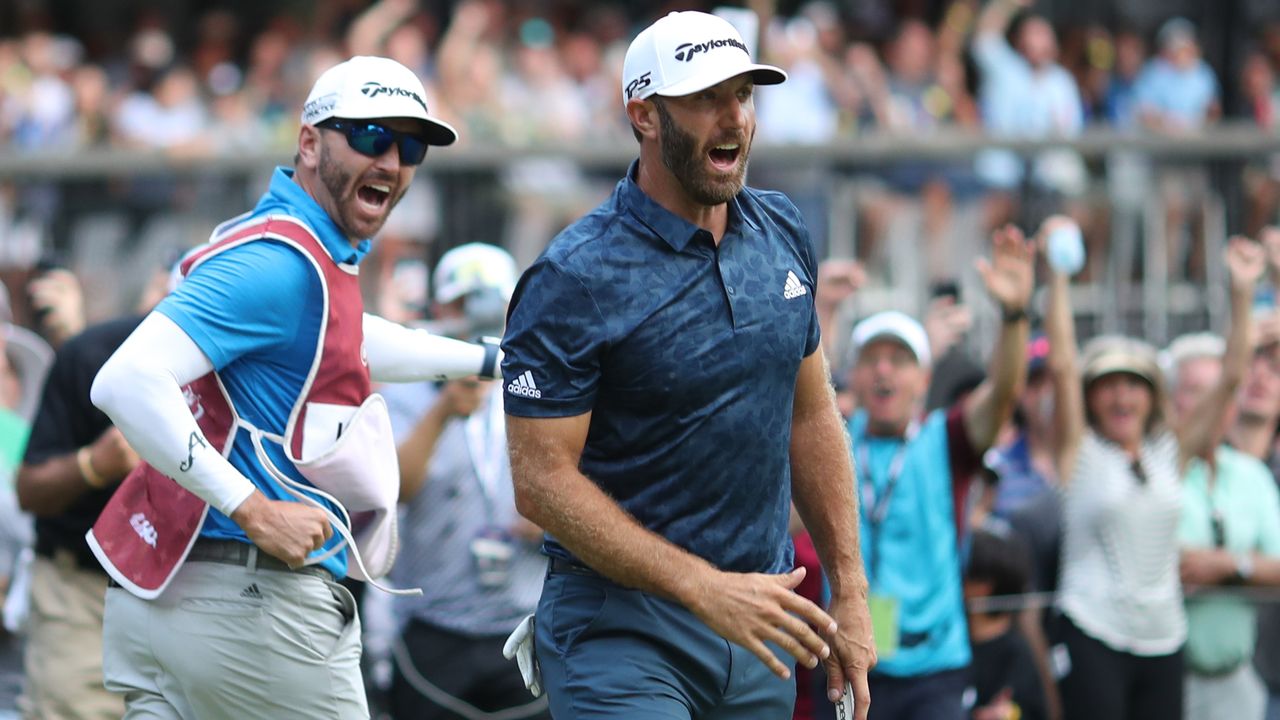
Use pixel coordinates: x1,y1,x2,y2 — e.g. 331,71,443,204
673,37,749,62
621,11,786,108
301,55,459,146
359,81,428,113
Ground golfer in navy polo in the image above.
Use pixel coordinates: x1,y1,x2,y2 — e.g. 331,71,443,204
501,11,876,719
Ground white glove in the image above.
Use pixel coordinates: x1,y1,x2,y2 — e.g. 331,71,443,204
502,613,542,697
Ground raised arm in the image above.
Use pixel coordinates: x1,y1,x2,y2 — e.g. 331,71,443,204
506,412,838,685
788,349,875,717
1175,237,1264,467
395,380,487,500
1039,219,1086,484
976,0,1030,39
961,225,1035,452
814,259,864,364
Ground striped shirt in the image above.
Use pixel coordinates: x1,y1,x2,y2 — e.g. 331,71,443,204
1057,430,1186,656
384,381,545,637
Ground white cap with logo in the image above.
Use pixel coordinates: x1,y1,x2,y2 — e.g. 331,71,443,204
851,311,932,369
621,11,787,108
301,55,458,146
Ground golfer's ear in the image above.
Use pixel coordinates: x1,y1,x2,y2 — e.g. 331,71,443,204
627,99,659,142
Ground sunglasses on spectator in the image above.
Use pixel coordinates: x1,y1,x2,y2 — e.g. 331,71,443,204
317,119,429,166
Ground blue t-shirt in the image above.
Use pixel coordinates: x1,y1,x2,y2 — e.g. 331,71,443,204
501,161,821,574
155,167,371,579
849,408,972,677
1134,58,1218,129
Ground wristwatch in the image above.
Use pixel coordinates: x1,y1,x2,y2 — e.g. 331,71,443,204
1235,552,1255,583
1001,306,1029,324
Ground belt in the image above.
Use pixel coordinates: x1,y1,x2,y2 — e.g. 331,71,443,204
107,539,334,588
547,557,599,578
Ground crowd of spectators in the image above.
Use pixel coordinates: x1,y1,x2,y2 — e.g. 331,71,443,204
0,0,1277,154
2,0,1280,321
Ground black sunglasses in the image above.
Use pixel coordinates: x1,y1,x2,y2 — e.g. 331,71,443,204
317,119,429,166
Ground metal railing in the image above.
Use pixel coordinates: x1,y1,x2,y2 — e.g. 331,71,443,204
1,123,1277,343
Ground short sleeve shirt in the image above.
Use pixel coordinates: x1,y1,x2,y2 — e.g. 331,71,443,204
501,161,820,574
1134,58,1219,129
1179,445,1280,672
23,316,141,566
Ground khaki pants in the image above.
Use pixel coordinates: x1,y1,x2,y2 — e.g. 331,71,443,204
103,556,367,720
19,553,123,720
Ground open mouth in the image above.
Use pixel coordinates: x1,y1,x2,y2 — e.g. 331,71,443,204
708,143,741,171
356,183,391,213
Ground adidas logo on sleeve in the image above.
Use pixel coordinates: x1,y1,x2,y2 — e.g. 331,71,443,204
783,270,808,300
507,370,542,398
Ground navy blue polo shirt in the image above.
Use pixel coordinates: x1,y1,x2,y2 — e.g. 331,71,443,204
502,161,821,574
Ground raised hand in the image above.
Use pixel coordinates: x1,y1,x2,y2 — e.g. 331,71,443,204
687,566,836,681
439,377,490,418
816,259,866,312
1227,235,1267,293
976,224,1035,313
27,268,85,345
924,295,973,358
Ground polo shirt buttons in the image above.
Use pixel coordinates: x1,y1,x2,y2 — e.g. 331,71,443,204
726,286,735,296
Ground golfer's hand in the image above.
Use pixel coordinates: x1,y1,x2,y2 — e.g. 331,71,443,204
686,566,836,680
230,492,333,567
824,593,876,720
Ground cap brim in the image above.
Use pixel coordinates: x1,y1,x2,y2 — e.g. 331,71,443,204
1083,355,1156,385
654,64,787,99
860,332,923,364
418,117,459,147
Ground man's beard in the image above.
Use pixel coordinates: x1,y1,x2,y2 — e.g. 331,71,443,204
319,143,353,213
318,142,400,239
654,99,750,206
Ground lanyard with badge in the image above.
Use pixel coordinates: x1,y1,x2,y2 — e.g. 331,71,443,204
464,388,514,588
854,420,918,659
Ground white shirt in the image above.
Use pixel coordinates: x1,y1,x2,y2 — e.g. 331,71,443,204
1057,430,1186,656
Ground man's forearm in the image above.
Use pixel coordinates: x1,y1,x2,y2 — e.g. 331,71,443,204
363,314,501,382
511,459,715,606
396,401,450,500
789,402,866,600
17,453,93,516
964,313,1029,450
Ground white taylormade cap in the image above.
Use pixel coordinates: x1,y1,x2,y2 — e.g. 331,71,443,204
621,11,787,108
301,55,458,146
851,311,932,369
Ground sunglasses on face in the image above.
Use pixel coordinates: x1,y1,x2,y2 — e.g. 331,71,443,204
317,119,429,165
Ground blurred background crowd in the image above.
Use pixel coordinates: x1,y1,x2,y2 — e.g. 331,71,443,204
3,0,1280,719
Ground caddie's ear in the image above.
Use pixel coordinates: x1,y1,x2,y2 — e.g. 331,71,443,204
296,124,323,169
627,98,660,142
